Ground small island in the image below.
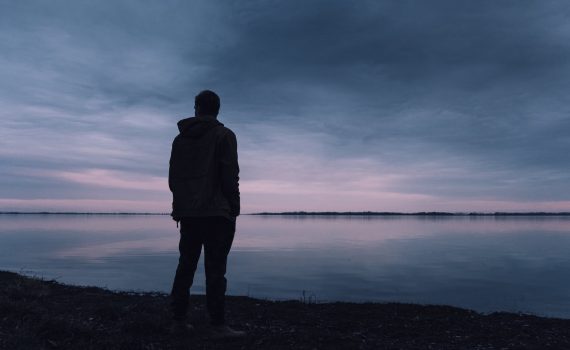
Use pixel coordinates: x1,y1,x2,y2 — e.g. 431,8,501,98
1,270,569,349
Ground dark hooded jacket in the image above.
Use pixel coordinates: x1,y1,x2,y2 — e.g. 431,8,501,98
169,115,240,220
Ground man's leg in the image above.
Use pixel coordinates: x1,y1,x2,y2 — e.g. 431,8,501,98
171,218,204,321
203,217,235,326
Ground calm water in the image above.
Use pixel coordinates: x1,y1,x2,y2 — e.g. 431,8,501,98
1,214,569,318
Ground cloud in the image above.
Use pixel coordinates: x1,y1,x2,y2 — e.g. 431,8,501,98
1,0,570,212
51,169,166,191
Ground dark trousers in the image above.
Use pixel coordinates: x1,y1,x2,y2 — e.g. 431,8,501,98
171,216,235,325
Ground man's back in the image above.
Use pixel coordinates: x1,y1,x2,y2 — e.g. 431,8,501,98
169,115,240,220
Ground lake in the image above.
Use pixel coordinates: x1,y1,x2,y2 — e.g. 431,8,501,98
1,214,569,318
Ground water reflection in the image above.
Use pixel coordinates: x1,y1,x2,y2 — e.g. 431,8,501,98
1,214,569,318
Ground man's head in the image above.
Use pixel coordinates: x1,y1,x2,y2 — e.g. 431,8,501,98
194,90,220,117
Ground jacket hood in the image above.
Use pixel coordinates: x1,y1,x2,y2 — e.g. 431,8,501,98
177,116,223,138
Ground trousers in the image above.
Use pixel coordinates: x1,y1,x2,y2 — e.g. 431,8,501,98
170,216,235,325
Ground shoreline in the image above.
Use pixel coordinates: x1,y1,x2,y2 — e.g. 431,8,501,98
1,271,569,349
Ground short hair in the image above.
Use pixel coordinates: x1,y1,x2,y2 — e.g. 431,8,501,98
195,90,220,116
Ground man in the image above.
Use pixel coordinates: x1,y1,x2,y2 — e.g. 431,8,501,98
169,90,243,338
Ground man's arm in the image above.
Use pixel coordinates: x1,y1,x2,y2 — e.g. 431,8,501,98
168,138,177,193
168,138,180,221
219,129,240,217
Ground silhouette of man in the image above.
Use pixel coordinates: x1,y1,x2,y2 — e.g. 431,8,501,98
169,90,243,338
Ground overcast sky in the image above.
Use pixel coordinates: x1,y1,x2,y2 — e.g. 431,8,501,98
1,0,570,213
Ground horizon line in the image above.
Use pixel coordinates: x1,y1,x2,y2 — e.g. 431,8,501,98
1,211,570,216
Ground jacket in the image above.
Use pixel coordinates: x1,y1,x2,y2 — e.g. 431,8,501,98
169,115,240,220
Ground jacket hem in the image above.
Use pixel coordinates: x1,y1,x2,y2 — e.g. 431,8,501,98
171,210,234,220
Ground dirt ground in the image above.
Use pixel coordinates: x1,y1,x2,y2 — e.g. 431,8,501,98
1,271,569,349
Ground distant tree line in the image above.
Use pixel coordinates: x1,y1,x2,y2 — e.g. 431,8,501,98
251,211,570,216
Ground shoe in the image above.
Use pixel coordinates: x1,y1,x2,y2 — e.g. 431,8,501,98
171,321,195,335
207,325,246,339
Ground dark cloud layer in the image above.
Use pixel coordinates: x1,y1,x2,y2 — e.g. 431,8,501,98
1,1,569,211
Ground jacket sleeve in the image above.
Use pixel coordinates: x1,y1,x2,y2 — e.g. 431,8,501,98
219,129,240,217
168,138,179,220
168,138,177,193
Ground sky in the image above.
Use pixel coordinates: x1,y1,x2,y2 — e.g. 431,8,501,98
1,0,570,213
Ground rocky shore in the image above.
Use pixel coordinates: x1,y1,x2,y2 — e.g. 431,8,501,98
1,270,569,349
